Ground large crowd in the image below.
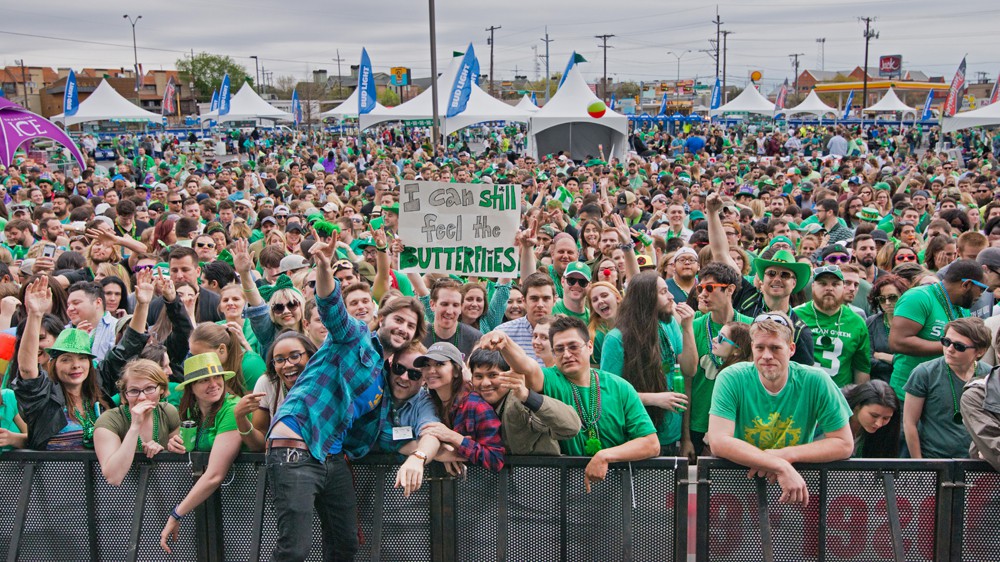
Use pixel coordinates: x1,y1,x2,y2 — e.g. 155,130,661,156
2,121,1000,559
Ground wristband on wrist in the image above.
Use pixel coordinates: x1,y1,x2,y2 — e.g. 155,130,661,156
170,507,184,521
411,450,429,463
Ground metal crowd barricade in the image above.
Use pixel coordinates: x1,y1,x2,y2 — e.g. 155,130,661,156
0,452,688,562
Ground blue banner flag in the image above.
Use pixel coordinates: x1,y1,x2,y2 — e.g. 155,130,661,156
843,90,855,119
64,70,79,117
531,92,537,106
710,78,722,110
609,93,616,110
657,92,668,116
210,89,219,112
358,48,377,115
446,44,478,118
218,74,231,116
291,89,302,125
558,52,587,88
921,91,935,121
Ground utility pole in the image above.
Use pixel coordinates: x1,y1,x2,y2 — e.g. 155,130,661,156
816,38,826,71
123,14,142,105
486,25,502,96
332,49,345,98
541,27,553,103
860,17,878,113
595,34,615,102
15,59,28,108
712,8,723,81
721,30,732,102
428,0,441,148
250,55,260,89
667,50,691,82
789,53,804,99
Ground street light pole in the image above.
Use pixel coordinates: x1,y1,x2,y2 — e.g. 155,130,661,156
123,14,142,105
250,56,260,90
428,0,440,149
667,50,691,81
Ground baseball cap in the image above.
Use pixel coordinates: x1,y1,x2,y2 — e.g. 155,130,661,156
274,205,290,216
670,247,699,264
414,342,464,367
235,199,253,208
333,259,355,273
870,229,889,244
819,244,850,261
563,262,592,279
977,247,1000,268
616,191,637,208
278,254,309,274
322,202,340,213
261,216,277,226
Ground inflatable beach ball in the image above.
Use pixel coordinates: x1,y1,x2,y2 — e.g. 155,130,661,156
587,101,607,118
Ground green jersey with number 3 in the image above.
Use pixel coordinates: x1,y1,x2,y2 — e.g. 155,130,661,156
792,303,871,388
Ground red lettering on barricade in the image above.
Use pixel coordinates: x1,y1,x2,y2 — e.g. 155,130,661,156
826,495,868,559
872,496,913,560
963,473,999,560
708,494,743,556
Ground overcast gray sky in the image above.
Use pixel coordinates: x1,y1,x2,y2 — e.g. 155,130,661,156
2,0,997,90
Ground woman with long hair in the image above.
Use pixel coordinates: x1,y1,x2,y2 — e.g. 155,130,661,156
417,342,505,472
160,353,241,554
457,281,512,333
189,322,264,396
578,218,604,262
216,283,262,356
14,274,69,325
866,274,908,383
710,322,751,369
842,380,900,458
233,332,318,451
231,239,306,354
94,359,182,485
923,235,958,273
600,271,695,456
148,276,194,384
151,217,177,251
100,276,132,318
585,282,622,367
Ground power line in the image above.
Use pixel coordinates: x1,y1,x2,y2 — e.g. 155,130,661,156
712,8,723,81
859,16,879,114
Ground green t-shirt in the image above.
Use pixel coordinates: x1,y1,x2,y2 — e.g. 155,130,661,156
241,351,267,392
690,312,753,433
94,402,181,448
709,362,851,450
541,367,656,455
187,395,240,452
547,265,564,298
792,303,871,388
591,324,611,368
889,283,967,400
601,319,684,445
552,299,590,324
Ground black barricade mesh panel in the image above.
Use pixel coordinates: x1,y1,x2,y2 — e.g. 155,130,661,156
564,467,624,561
218,461,263,561
961,469,1000,561
455,465,500,560
91,462,138,561
139,462,201,560
705,466,820,562
20,461,91,560
505,466,562,562
0,459,22,555
632,467,677,562
827,469,939,562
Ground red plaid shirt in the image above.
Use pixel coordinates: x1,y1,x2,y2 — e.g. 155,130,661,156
451,391,505,472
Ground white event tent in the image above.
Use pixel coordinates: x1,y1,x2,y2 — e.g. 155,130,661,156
52,79,163,126
200,83,292,123
359,53,530,134
941,102,1000,133
862,88,918,120
528,64,628,160
320,87,387,120
783,90,838,119
515,94,540,112
710,85,776,117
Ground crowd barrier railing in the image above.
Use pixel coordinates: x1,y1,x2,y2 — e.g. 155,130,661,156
0,451,689,562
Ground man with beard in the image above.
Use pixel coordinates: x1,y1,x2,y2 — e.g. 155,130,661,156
265,239,426,562
666,247,699,304
705,193,815,366
601,271,698,456
469,342,580,455
889,259,987,400
707,312,853,508
422,278,482,358
690,263,753,456
852,234,885,284
793,266,870,388
551,263,591,322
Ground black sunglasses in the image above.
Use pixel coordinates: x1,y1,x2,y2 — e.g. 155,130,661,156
390,361,422,380
565,277,589,288
941,337,973,353
271,301,300,315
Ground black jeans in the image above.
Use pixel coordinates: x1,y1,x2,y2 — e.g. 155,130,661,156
267,448,358,562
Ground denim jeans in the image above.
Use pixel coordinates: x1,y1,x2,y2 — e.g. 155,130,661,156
267,448,358,562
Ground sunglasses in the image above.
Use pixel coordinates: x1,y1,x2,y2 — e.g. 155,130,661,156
565,276,589,288
764,269,795,280
963,278,990,291
390,361,422,380
714,333,738,347
895,254,917,263
698,282,730,293
196,242,216,249
876,294,900,304
753,313,792,328
824,255,850,265
271,301,300,315
940,337,973,353
133,264,156,273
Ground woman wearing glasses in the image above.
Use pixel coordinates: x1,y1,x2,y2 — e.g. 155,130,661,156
903,317,991,459
94,359,183,485
233,332,317,452
866,275,908,384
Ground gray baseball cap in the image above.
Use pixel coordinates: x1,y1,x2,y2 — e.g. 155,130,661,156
414,342,464,367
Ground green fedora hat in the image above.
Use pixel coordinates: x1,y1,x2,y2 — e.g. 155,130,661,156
176,353,235,390
753,249,812,294
46,328,95,358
